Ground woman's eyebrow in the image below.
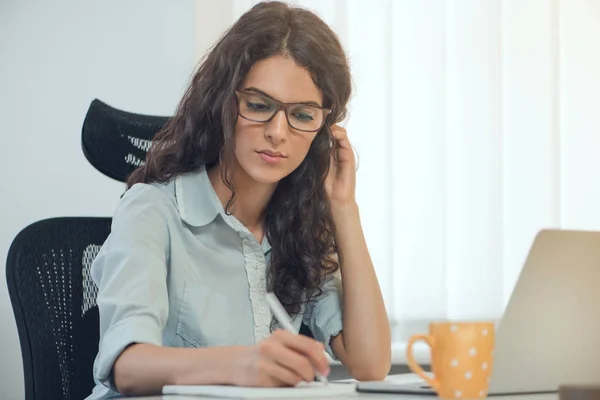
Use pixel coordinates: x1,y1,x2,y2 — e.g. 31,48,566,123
243,86,322,107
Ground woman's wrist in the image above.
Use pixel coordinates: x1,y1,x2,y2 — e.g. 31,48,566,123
218,346,246,386
330,200,360,228
172,345,245,386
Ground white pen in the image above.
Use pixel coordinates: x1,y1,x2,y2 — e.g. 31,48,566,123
265,292,329,384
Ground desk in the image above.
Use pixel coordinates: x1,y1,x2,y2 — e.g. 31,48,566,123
130,391,558,400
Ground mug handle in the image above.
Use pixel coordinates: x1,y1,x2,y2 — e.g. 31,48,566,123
406,334,439,391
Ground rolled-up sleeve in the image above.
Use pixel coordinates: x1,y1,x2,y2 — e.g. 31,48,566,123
91,183,171,392
303,274,344,360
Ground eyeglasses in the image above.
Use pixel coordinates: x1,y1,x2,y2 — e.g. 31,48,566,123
235,90,332,133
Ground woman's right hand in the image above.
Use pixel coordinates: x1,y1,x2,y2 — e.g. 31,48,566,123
229,329,331,387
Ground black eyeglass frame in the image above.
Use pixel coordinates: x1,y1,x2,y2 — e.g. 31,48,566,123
235,90,332,133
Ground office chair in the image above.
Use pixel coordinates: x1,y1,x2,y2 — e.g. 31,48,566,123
6,99,167,400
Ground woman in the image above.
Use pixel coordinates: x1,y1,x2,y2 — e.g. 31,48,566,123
87,2,391,399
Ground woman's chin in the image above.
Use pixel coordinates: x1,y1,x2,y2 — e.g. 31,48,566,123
250,171,285,185
242,163,287,185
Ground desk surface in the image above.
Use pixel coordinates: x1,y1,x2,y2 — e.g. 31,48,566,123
134,393,558,400
117,373,561,400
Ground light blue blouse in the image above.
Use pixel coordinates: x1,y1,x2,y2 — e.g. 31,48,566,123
86,167,344,400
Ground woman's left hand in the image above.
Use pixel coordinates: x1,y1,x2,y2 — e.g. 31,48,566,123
325,125,356,207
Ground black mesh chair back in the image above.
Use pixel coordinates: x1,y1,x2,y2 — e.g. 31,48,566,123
6,217,112,400
81,98,169,182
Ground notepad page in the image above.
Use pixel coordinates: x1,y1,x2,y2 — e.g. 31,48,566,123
162,382,356,398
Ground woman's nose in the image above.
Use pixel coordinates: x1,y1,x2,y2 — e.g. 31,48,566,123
264,109,288,143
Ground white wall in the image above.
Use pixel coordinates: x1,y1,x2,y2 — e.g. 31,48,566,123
0,1,215,398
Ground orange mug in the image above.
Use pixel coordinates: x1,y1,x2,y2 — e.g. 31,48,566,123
406,321,495,399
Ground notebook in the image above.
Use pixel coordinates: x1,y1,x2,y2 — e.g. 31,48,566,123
162,381,356,398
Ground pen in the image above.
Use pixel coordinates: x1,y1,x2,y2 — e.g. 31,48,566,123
265,292,329,384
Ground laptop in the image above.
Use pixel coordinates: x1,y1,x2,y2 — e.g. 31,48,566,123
357,229,600,396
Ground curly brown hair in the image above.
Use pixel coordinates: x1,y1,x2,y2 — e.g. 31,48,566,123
127,1,352,315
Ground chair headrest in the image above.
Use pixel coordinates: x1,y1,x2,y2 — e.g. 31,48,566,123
81,99,170,182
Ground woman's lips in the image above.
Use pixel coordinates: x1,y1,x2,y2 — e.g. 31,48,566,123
256,150,286,164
